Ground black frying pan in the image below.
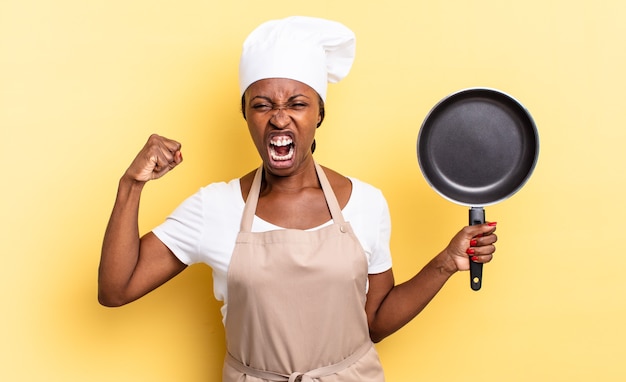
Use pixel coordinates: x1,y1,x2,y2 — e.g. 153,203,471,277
417,88,539,291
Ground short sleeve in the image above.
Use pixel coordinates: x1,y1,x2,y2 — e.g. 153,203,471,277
367,192,393,274
152,190,205,265
344,179,393,275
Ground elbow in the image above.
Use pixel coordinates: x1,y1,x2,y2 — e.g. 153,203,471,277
98,296,123,308
97,286,130,308
98,293,123,308
369,329,388,344
97,269,134,307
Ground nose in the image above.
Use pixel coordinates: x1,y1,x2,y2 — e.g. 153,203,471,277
270,107,290,128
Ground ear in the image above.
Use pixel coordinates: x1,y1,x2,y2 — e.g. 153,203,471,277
317,97,325,128
241,95,247,120
317,109,325,128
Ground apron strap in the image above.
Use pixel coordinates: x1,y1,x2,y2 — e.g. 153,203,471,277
240,164,263,232
225,341,373,382
240,162,347,232
314,162,346,226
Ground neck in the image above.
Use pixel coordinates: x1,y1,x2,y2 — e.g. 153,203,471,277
261,160,319,195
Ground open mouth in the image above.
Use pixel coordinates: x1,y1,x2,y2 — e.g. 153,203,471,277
269,136,294,161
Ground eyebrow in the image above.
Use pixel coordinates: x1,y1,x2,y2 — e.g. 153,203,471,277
249,94,311,103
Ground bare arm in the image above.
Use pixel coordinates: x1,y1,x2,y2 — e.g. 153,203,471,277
365,223,498,343
98,134,187,307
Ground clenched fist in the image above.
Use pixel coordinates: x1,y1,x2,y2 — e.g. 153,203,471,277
124,134,183,182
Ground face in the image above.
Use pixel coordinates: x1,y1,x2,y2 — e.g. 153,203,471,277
243,78,322,176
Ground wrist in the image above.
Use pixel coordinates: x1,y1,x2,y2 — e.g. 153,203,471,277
117,174,147,201
120,173,147,189
434,250,458,277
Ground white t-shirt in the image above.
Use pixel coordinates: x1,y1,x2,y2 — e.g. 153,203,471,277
152,176,393,321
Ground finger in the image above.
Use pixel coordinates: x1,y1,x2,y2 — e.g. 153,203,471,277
149,148,182,179
470,253,494,264
482,222,497,235
468,222,497,240
157,142,183,169
482,233,498,245
145,134,182,159
152,154,178,179
470,233,498,247
173,150,183,164
469,243,496,256
159,135,182,155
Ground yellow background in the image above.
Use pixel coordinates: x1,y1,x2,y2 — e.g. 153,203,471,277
2,0,625,381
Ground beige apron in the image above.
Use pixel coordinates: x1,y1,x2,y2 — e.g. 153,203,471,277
222,163,384,382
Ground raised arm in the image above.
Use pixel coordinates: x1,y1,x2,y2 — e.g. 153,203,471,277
98,134,187,307
365,223,498,342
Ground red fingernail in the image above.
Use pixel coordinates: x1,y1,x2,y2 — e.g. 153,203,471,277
466,248,475,255
488,222,498,226
471,256,479,262
470,239,478,246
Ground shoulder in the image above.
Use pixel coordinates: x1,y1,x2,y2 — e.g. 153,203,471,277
348,177,384,198
319,165,353,209
346,177,388,217
238,168,260,202
201,178,242,198
319,165,387,211
320,166,352,188
181,176,246,214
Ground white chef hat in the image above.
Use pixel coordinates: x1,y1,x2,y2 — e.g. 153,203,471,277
239,16,356,101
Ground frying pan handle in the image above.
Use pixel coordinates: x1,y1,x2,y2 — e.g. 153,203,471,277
469,207,485,291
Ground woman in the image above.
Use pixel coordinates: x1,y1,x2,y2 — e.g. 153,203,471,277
98,16,497,381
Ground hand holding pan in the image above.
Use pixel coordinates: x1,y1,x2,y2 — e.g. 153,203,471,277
417,88,539,290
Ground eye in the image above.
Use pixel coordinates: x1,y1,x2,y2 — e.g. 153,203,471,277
289,102,308,110
251,103,272,112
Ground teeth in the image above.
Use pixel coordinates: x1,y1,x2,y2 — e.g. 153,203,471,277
270,137,293,147
269,136,294,161
270,145,294,161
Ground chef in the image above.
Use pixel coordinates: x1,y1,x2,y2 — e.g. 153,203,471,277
98,16,498,382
